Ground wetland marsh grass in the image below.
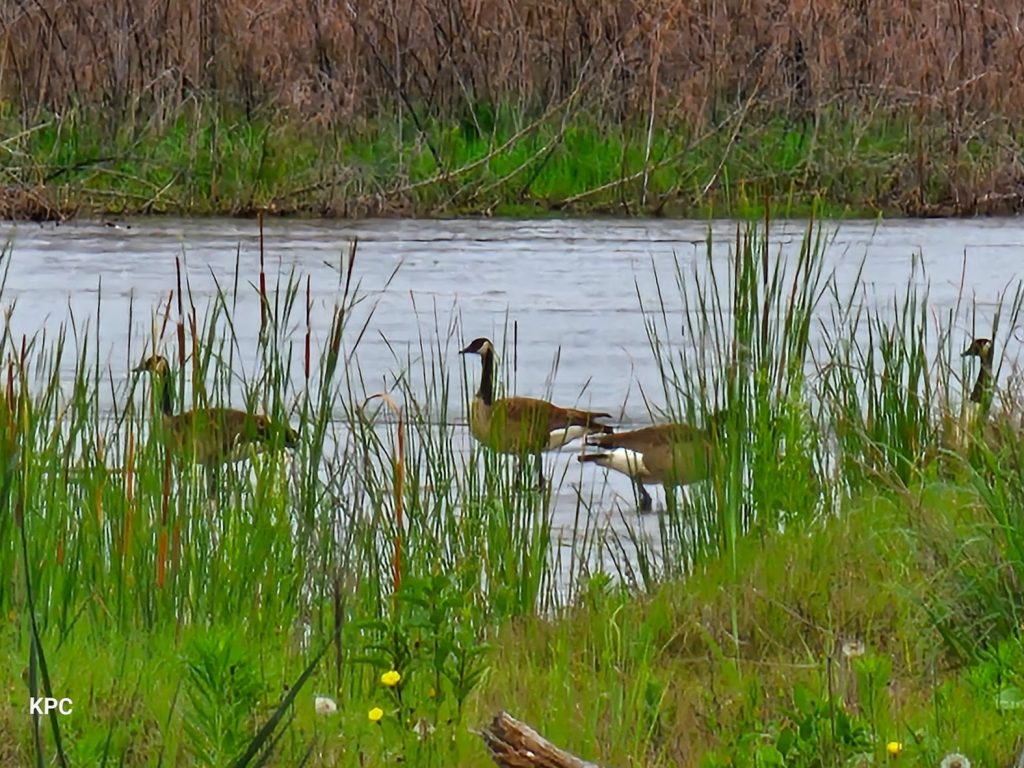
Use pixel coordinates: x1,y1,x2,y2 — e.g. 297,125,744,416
3,222,1024,765
2,107,1017,220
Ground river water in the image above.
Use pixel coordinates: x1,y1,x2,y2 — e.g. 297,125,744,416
2,216,1023,570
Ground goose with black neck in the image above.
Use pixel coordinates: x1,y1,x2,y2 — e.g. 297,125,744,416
459,337,614,488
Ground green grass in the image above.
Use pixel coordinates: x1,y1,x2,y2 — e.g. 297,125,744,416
1,102,1016,219
3,219,1024,766
484,485,1024,767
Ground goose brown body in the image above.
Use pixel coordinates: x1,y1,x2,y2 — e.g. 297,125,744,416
587,423,714,486
134,355,299,466
460,337,613,484
582,417,721,510
469,395,613,455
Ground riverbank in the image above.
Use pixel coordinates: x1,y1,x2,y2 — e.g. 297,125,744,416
3,222,1024,766
3,107,1023,221
7,0,1024,222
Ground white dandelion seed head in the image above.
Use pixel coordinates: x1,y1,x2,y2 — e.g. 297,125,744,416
842,639,866,658
939,753,971,768
314,695,338,715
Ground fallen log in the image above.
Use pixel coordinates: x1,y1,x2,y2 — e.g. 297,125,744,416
478,711,608,768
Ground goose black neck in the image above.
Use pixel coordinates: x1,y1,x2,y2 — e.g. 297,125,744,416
156,368,174,416
478,348,494,406
970,358,993,406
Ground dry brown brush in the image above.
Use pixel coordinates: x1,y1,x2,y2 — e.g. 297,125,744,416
3,0,1024,127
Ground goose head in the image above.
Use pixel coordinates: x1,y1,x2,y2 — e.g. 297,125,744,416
962,337,994,364
459,337,495,357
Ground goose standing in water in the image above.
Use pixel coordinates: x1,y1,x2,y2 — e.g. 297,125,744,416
580,413,723,512
962,337,995,410
459,337,614,487
957,336,1002,448
133,354,299,495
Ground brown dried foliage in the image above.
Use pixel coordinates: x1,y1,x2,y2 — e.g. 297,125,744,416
3,0,1024,127
0,183,73,221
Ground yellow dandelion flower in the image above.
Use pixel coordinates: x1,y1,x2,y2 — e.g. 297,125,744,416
380,670,401,687
886,741,903,757
428,686,437,698
368,707,384,723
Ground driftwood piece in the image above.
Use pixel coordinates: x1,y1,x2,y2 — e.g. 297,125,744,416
478,711,607,768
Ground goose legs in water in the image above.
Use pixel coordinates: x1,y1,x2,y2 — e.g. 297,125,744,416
634,481,653,512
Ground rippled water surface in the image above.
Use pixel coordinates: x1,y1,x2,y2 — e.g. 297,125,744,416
3,216,1023,539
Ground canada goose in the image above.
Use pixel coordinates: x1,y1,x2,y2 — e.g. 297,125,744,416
962,337,995,408
935,336,1000,461
459,337,614,486
581,417,722,511
133,354,299,474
